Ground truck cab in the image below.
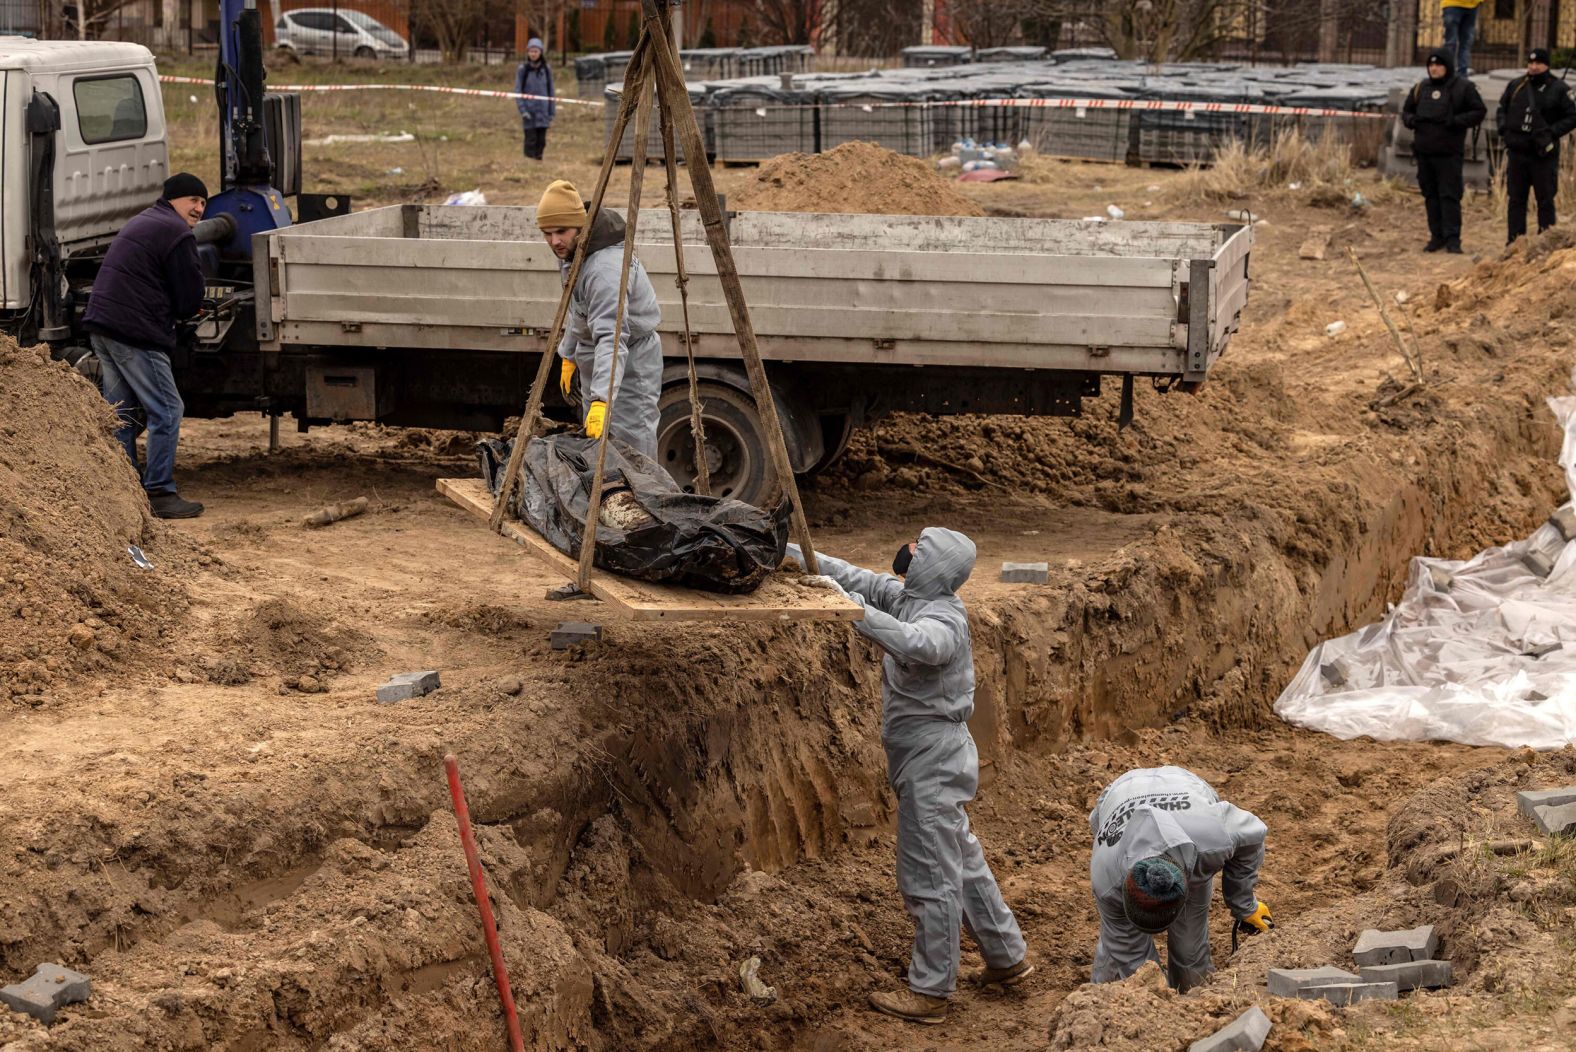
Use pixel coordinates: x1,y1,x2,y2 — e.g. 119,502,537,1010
0,39,167,329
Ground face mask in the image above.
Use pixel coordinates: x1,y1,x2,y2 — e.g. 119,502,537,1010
892,543,914,577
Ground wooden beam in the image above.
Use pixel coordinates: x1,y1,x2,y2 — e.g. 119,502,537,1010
576,36,657,592
488,31,652,533
657,0,711,496
639,0,822,575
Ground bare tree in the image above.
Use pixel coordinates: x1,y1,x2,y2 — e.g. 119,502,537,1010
415,0,487,61
60,0,144,41
826,0,921,56
750,0,817,45
946,0,1032,49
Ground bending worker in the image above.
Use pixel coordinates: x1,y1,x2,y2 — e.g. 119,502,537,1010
536,178,662,458
787,530,1030,1025
1090,766,1271,992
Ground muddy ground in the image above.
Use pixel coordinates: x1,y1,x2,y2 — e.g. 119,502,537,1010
6,123,1576,1050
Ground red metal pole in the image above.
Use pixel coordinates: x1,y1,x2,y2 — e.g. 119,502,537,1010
444,754,526,1052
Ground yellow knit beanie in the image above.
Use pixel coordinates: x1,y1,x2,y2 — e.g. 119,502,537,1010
537,179,587,229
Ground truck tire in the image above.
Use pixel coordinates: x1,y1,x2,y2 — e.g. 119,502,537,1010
813,414,853,475
656,381,779,507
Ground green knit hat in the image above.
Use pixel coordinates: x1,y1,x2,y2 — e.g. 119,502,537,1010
1123,856,1186,933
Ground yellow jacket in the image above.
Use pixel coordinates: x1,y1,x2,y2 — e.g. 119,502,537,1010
1441,0,1484,8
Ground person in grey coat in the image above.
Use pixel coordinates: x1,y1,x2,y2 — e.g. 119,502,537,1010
1089,766,1271,992
786,528,1030,1025
514,37,554,160
536,178,662,459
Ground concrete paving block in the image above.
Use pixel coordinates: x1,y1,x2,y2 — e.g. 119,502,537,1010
0,963,91,1025
1358,959,1452,990
1549,505,1576,541
1530,802,1576,837
1352,926,1439,966
1000,562,1050,584
1266,966,1358,997
550,621,604,650
1520,549,1555,578
376,670,441,704
1517,787,1576,821
1188,1006,1272,1052
1302,981,1399,1006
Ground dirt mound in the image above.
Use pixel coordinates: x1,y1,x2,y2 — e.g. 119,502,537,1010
732,141,986,216
0,337,186,705
1048,961,1338,1051
222,597,374,691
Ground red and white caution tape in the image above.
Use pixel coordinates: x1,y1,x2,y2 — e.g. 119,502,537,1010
158,73,603,106
160,74,1386,119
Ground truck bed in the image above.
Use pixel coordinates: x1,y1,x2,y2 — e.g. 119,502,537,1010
258,205,1251,383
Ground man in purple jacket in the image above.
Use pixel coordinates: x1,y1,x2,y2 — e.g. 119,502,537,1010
83,173,208,519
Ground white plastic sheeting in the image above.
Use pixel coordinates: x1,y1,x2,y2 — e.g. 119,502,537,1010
1274,373,1576,749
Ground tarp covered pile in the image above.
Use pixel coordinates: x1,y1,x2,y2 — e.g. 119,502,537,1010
1275,374,1576,749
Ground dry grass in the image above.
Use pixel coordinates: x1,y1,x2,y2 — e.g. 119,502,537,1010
1172,127,1366,204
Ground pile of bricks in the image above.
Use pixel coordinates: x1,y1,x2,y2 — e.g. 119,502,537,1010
1266,925,1451,1008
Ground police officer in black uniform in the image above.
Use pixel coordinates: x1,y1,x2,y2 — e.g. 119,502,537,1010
1496,48,1576,244
1403,48,1487,253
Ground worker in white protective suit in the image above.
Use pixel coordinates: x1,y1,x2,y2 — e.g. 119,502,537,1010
1089,766,1272,992
786,528,1030,1025
536,179,662,459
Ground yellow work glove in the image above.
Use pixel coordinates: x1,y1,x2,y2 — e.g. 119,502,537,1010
558,358,576,400
1235,901,1274,935
584,401,607,439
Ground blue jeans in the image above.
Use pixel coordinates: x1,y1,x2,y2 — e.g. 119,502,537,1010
92,332,185,495
1443,6,1477,77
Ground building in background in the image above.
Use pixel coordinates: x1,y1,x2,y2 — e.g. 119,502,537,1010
10,0,1576,68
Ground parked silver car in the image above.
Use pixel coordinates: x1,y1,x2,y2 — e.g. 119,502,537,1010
275,8,409,59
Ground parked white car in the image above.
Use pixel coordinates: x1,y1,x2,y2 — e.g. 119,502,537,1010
274,8,409,60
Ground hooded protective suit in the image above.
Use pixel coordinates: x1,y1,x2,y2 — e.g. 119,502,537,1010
557,208,663,459
1089,766,1266,991
788,528,1026,996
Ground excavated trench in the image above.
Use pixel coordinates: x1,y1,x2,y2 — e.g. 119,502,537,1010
5,327,1571,1049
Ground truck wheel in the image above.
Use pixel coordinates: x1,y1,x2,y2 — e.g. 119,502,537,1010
812,414,853,475
656,382,778,506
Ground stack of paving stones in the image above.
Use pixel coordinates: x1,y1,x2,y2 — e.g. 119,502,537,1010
1267,925,1451,1008
586,48,1419,164
1518,786,1576,837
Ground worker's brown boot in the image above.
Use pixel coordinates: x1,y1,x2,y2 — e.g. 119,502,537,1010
963,958,1035,986
867,988,948,1025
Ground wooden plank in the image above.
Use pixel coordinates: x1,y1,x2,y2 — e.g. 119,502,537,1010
436,478,864,623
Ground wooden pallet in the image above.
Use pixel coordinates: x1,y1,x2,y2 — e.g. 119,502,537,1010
438,478,864,623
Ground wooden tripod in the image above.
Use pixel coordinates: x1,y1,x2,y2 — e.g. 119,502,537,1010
486,0,821,590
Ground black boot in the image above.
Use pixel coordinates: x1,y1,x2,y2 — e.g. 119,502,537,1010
1445,241,1464,254
1424,238,1446,252
149,491,204,519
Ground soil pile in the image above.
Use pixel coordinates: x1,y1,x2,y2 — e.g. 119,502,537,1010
0,336,185,705
732,141,986,216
